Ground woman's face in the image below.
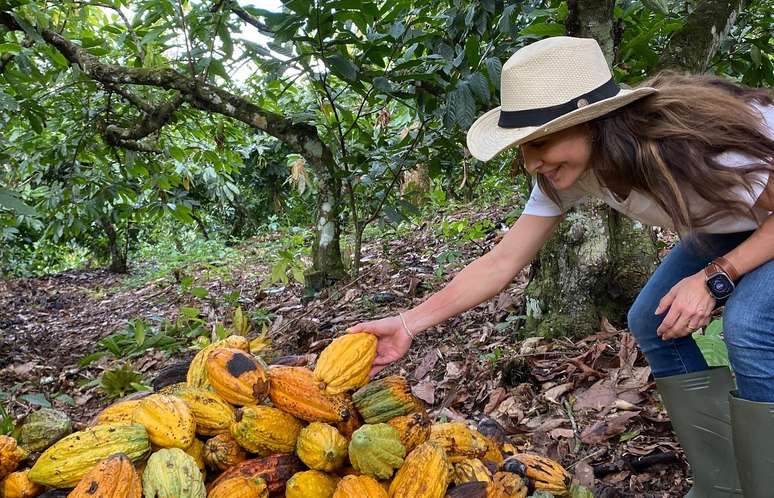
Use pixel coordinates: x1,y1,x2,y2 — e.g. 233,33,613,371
520,125,593,190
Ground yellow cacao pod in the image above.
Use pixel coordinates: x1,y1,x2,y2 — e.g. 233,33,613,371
0,436,28,480
164,384,235,436
500,453,571,496
268,366,351,423
132,394,196,449
348,424,405,480
184,438,206,479
388,442,451,498
313,333,377,395
68,453,142,498
453,458,493,485
296,422,348,472
203,433,247,472
285,470,340,498
92,398,144,426
187,335,250,390
29,424,149,488
486,472,528,498
428,422,488,462
207,476,269,498
231,405,303,456
206,348,269,406
1,470,43,498
332,474,388,498
387,412,431,452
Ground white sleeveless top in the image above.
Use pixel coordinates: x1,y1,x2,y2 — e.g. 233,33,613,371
523,103,774,233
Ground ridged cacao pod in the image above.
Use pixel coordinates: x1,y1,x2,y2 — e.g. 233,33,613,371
92,399,143,426
17,409,72,453
452,458,492,485
203,433,247,472
285,470,340,498
332,474,388,498
207,476,269,498
428,422,489,463
501,442,518,458
389,442,451,498
268,366,351,423
142,448,205,497
335,398,362,440
184,438,206,479
444,481,488,498
163,384,235,436
187,335,250,390
313,333,377,395
352,376,423,424
500,454,570,496
206,348,269,405
68,453,141,498
0,436,28,480
487,472,528,498
1,470,44,498
231,405,303,456
348,424,405,480
207,454,305,495
387,412,431,452
296,422,348,472
29,424,150,488
132,394,196,449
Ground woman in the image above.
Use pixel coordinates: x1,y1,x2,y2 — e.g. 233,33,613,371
347,37,774,497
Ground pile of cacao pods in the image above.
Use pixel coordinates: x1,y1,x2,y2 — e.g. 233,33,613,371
0,333,574,498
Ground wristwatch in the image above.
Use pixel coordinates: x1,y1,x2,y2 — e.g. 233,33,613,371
704,256,739,300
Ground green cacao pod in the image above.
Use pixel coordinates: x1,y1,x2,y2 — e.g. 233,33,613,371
352,376,423,424
348,424,405,480
141,448,206,498
29,424,149,488
17,409,72,453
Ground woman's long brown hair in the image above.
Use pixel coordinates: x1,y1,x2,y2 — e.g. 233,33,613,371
537,71,774,235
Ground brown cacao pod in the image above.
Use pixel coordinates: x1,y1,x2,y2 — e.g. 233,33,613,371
444,481,488,498
352,376,423,424
389,442,452,498
131,394,196,449
207,454,305,495
187,335,250,390
17,409,72,453
332,474,389,498
29,424,150,488
141,447,206,497
428,422,489,463
452,458,492,485
163,384,235,436
285,470,340,498
206,477,269,498
1,470,44,498
0,436,28,480
500,454,570,496
206,348,269,405
335,398,362,440
203,433,247,472
67,453,141,498
313,333,377,395
268,366,351,423
296,422,348,472
231,405,303,456
387,412,431,452
348,424,405,480
486,472,528,498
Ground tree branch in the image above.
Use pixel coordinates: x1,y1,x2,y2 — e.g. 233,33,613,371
229,2,273,36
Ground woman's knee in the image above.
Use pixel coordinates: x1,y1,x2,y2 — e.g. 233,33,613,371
627,295,658,341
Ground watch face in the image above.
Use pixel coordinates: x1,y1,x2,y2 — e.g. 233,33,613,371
707,274,735,299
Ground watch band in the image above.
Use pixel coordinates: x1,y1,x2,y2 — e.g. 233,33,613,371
712,256,740,282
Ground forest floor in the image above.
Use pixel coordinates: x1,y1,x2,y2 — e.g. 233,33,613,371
0,202,693,497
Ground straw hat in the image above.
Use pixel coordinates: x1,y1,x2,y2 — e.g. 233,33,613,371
466,36,657,162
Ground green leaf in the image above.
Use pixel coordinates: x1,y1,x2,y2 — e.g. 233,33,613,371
640,0,669,14
79,351,108,367
569,483,595,498
485,57,502,88
191,287,208,298
0,186,38,217
373,76,393,93
468,72,490,103
133,320,146,347
19,393,51,408
520,23,566,37
326,53,358,81
693,319,730,367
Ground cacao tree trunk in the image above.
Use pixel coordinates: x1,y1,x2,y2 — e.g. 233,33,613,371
101,218,128,274
523,0,658,338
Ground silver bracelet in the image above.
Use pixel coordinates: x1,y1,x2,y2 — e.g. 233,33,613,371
398,312,415,340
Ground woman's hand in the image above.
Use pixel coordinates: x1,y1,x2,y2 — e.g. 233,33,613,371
655,271,716,340
346,316,413,376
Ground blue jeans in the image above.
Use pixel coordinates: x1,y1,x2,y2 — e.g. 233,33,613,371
628,231,774,402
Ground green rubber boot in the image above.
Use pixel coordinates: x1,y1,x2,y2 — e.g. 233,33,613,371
655,367,743,497
729,391,774,498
